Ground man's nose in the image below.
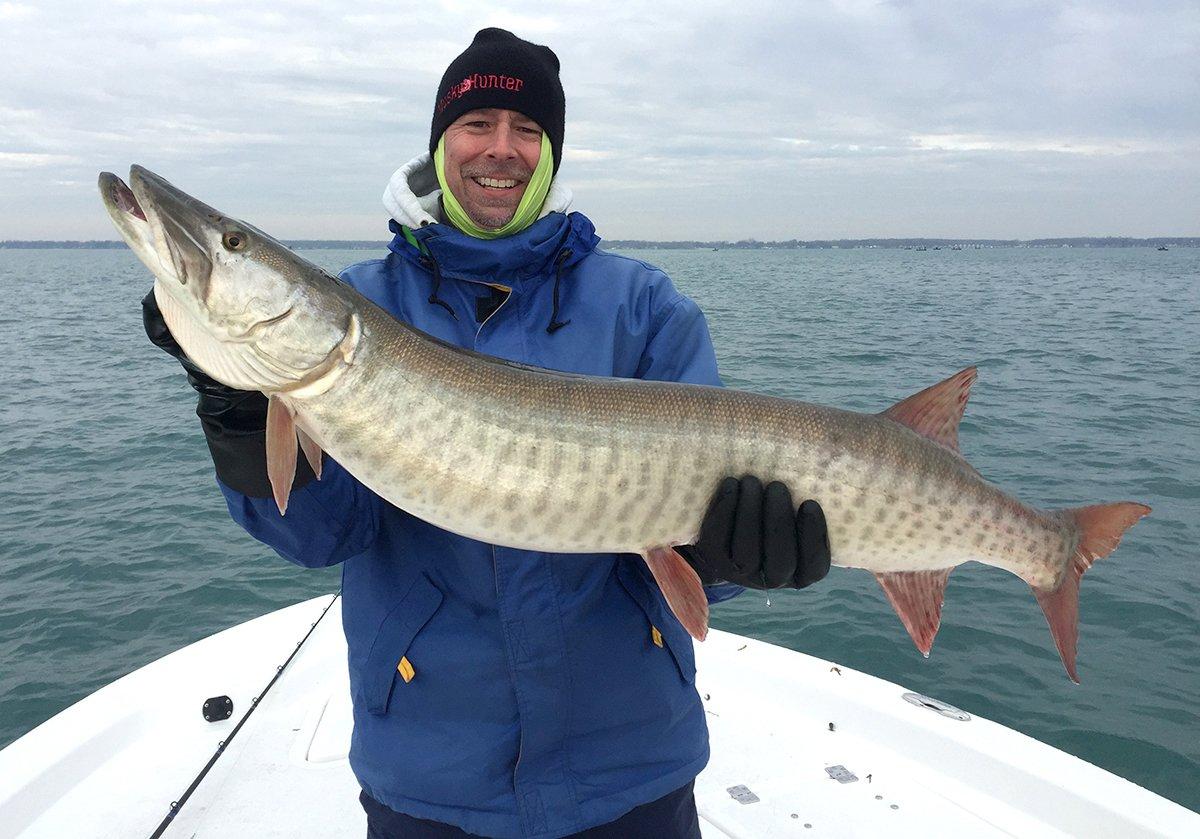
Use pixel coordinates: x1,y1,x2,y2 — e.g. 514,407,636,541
486,123,518,159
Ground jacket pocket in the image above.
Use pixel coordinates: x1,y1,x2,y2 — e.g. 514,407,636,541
616,559,697,685
363,573,444,715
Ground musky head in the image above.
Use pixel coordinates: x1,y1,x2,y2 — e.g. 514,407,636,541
99,167,358,395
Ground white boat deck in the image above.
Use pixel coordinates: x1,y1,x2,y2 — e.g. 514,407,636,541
0,594,1195,838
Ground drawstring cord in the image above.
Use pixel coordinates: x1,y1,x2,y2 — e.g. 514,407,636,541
413,228,573,333
420,252,458,320
547,248,573,334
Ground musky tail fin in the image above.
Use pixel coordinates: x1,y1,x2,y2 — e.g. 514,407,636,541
1033,502,1151,682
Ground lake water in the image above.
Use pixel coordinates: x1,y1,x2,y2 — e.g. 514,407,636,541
0,245,1197,812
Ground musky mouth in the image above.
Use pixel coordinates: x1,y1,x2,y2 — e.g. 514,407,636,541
100,167,209,293
111,175,146,221
98,170,159,265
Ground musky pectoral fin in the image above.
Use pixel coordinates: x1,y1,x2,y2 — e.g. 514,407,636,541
296,427,323,480
265,395,297,515
642,547,709,642
881,366,977,453
875,568,953,657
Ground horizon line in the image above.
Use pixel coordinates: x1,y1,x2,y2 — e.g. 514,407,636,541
2,235,1197,249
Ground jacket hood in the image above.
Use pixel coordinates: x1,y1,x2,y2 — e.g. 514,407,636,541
382,152,574,230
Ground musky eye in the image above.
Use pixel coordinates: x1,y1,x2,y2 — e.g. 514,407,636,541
223,231,247,251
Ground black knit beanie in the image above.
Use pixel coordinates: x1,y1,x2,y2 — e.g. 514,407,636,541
430,28,565,174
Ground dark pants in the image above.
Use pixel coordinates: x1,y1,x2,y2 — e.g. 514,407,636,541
361,781,702,839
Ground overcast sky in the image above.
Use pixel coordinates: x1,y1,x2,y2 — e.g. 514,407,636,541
2,0,1197,240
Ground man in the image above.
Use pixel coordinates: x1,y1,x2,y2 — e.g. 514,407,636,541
145,28,830,839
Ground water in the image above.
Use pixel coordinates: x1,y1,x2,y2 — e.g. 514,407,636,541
1,245,1197,812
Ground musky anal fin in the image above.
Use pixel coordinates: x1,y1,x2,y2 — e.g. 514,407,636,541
875,568,954,656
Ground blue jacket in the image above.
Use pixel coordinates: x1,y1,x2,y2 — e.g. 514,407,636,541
219,206,740,837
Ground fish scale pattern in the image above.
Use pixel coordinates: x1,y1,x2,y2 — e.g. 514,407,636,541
289,301,1077,588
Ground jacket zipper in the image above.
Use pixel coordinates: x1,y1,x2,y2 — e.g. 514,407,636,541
476,282,512,338
495,544,526,810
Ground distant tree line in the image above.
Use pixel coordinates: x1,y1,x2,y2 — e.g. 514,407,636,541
603,237,1200,250
0,239,389,250
2,236,1196,250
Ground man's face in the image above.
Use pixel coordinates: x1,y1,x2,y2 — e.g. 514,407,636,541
441,108,544,229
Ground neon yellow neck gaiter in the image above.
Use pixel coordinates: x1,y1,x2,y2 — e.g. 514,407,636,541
435,133,553,239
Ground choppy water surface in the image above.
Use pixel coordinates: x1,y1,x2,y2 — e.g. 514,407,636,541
1,245,1197,811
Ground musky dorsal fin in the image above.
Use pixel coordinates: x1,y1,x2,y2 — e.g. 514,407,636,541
881,366,977,452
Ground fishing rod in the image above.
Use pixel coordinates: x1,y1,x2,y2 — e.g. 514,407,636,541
148,592,341,839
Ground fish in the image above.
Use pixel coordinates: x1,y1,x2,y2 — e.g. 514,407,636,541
99,165,1150,682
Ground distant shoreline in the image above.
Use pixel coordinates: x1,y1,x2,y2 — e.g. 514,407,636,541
2,237,1196,250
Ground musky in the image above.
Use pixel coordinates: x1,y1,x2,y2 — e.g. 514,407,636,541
2,0,1197,240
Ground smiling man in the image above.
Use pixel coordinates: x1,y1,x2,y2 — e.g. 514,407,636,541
144,26,829,839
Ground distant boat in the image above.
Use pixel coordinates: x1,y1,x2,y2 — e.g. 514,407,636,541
1157,246,1168,251
916,246,927,251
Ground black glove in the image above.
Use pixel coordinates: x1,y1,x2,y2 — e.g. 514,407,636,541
681,476,831,590
142,290,315,497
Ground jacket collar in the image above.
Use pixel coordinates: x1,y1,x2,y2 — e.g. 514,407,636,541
382,152,574,230
382,153,596,285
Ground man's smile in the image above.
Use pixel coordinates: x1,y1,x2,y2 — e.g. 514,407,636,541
471,176,522,190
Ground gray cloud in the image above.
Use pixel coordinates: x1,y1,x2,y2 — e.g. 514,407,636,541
1,0,1196,239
